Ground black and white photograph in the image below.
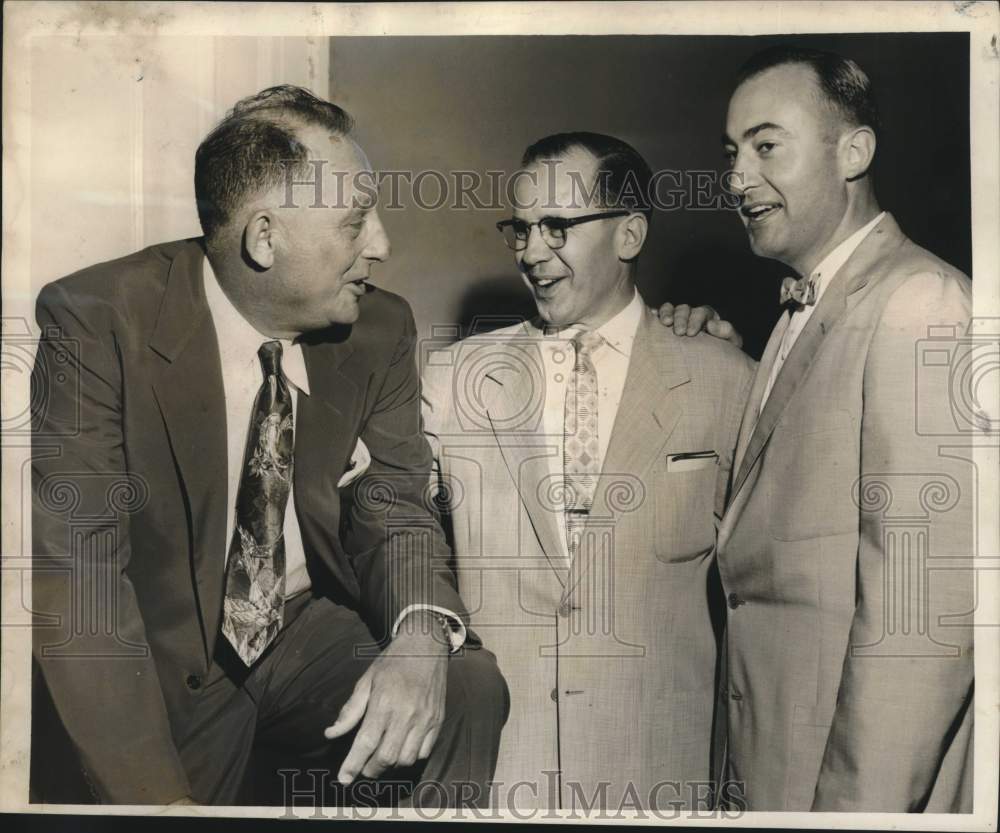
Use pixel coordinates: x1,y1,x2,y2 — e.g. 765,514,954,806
2,1,998,828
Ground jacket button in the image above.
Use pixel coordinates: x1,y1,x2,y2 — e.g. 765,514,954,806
730,688,743,701
727,592,745,609
186,674,202,690
550,688,558,702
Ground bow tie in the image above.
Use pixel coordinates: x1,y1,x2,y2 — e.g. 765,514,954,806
779,275,817,307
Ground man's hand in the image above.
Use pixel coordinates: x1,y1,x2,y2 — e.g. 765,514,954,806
324,611,449,784
657,302,743,348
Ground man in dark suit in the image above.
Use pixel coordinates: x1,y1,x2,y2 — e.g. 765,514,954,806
30,85,507,806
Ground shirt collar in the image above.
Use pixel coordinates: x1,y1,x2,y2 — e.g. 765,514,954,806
593,289,642,359
202,258,310,396
535,288,643,359
809,211,886,301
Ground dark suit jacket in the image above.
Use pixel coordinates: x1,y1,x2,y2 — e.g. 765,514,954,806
31,238,469,804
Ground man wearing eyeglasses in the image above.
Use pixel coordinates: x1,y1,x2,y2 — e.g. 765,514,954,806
422,132,755,811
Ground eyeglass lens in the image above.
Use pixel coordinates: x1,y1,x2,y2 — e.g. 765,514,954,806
502,220,567,251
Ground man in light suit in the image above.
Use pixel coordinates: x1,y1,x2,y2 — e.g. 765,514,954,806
31,85,507,806
713,46,975,811
422,133,755,810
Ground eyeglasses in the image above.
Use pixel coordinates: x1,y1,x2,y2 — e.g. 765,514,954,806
496,210,631,251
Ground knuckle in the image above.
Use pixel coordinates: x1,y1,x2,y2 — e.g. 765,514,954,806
356,734,377,753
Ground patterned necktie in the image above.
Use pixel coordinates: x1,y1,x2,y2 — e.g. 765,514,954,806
563,330,603,553
222,341,293,666
779,275,817,307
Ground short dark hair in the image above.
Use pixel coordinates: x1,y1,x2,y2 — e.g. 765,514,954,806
520,131,654,221
194,85,353,241
736,45,880,138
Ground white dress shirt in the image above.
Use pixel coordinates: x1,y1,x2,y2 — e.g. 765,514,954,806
203,258,313,599
760,211,886,410
204,259,465,649
533,289,644,558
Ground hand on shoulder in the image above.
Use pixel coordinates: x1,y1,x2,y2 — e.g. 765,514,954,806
656,302,743,349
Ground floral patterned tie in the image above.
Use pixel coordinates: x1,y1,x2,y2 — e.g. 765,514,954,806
563,330,603,554
221,341,293,665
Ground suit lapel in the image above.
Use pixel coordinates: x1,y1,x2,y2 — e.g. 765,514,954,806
145,247,375,654
149,241,228,660
298,337,357,494
729,213,905,502
589,308,686,520
564,308,688,604
294,337,360,590
484,334,568,579
731,312,790,487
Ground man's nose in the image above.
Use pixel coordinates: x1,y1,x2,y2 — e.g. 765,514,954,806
727,152,757,197
519,224,552,267
364,211,391,262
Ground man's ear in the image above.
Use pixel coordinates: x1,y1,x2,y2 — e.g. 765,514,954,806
841,125,876,182
617,213,648,261
243,210,275,270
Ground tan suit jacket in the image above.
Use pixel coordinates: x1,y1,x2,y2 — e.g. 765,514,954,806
718,214,975,811
423,305,755,809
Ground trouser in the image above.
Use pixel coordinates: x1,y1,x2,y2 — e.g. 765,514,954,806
174,592,509,807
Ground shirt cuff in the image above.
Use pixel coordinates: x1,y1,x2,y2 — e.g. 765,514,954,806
391,604,467,653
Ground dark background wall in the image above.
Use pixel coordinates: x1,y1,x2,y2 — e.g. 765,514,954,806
330,33,970,358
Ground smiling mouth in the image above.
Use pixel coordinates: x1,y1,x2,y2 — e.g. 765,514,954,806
530,276,566,290
741,202,782,223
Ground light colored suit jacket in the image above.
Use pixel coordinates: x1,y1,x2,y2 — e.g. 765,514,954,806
718,214,975,811
423,305,755,809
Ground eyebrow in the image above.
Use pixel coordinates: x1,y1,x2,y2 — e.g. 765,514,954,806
340,205,370,227
721,122,790,145
509,213,573,223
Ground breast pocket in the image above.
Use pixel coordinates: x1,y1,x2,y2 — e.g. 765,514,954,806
654,454,719,564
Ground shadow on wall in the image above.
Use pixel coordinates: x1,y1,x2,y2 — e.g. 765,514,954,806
451,258,786,356
331,33,970,360
645,245,788,359
455,274,538,339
